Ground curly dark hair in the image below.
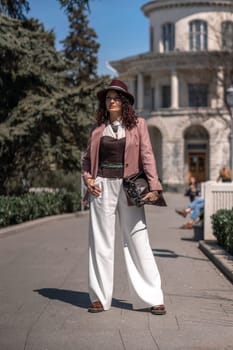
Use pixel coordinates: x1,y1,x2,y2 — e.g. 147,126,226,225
96,92,138,129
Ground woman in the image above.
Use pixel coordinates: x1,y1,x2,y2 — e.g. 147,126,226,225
82,79,166,315
217,167,232,182
185,175,200,202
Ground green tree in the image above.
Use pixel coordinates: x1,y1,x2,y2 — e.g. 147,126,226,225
0,0,90,19
61,4,100,85
0,15,105,194
59,0,89,12
0,0,30,19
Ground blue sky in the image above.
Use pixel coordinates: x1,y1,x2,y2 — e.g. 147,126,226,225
28,0,149,76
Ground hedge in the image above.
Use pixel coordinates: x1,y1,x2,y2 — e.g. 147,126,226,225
211,209,233,255
0,191,81,228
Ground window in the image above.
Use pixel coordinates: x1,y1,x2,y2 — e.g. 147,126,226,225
222,21,233,50
189,20,208,51
162,23,175,52
161,85,171,108
188,84,208,107
150,26,154,52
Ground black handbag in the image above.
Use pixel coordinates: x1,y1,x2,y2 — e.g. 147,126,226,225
123,171,167,208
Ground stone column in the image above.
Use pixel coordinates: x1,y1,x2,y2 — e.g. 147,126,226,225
128,79,135,99
137,73,144,111
127,78,134,95
216,66,224,108
171,67,179,109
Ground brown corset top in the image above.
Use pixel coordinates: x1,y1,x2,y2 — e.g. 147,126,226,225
97,136,126,178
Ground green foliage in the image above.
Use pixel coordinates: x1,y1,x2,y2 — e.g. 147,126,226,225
0,0,90,19
160,181,168,192
0,191,81,228
0,15,106,194
3,169,82,196
31,170,81,193
2,176,27,196
61,4,100,84
59,0,89,13
211,209,233,255
0,0,30,19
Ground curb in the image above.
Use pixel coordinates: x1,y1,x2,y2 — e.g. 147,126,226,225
199,240,233,283
0,211,89,238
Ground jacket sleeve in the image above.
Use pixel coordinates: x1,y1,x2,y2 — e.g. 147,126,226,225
138,118,162,191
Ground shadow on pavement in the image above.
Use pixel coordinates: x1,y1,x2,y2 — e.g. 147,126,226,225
152,248,207,261
34,288,90,309
34,288,133,310
111,298,132,310
181,237,198,242
152,248,178,258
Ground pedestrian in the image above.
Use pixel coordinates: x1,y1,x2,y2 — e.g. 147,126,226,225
82,79,166,315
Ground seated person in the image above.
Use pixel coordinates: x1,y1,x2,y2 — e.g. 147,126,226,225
216,167,232,182
184,175,200,202
175,197,204,229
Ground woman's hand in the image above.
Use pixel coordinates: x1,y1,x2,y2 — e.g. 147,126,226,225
142,191,159,202
86,178,102,197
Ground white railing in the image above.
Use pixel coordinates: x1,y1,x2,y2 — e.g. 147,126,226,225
203,181,233,240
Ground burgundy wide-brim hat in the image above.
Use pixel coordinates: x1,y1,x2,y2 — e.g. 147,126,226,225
97,79,134,105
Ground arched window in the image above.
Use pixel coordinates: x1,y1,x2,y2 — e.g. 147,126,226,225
162,23,175,52
222,21,233,50
189,20,208,51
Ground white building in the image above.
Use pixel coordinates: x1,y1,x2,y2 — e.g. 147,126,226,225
110,0,233,188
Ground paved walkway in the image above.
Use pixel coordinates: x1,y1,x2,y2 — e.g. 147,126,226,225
0,193,233,350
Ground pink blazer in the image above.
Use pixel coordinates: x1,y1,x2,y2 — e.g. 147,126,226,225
82,117,162,191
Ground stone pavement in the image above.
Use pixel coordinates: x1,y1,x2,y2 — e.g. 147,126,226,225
0,192,233,350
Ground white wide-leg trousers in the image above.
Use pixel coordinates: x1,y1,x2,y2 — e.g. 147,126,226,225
88,177,164,310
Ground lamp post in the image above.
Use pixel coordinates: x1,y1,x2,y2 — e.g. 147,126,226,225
226,85,233,170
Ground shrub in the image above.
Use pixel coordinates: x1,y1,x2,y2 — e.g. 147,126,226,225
0,191,81,228
31,170,81,193
2,171,82,196
211,209,233,255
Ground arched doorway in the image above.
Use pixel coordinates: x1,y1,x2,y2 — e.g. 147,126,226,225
148,126,163,180
184,125,209,183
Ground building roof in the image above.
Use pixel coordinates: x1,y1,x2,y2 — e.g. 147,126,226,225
142,0,233,16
